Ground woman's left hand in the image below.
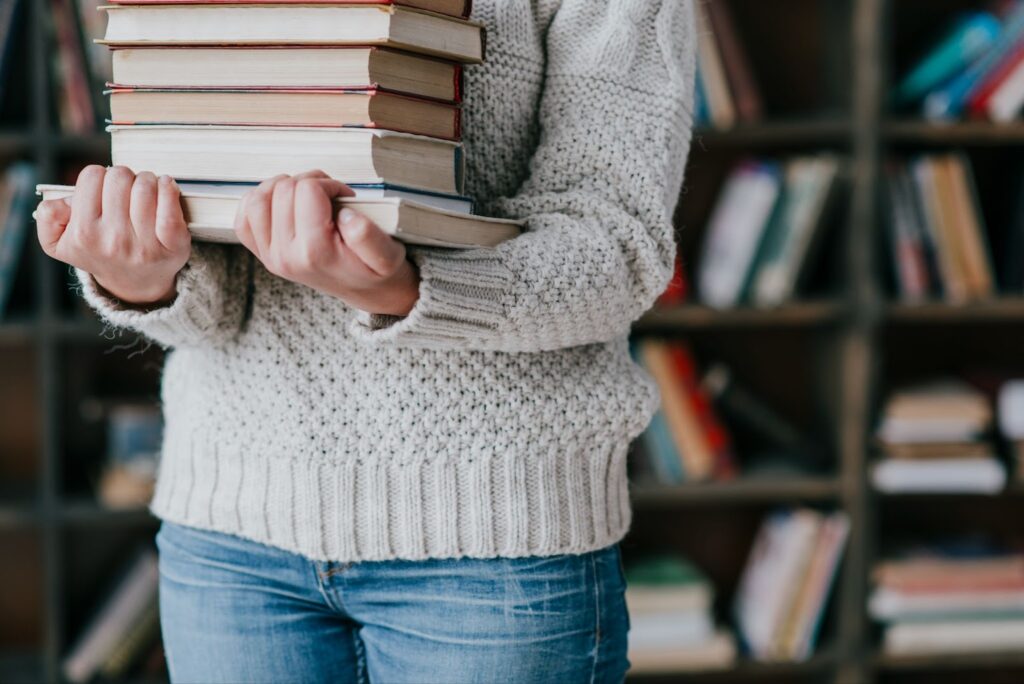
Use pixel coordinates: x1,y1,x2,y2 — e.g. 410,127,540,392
234,170,420,316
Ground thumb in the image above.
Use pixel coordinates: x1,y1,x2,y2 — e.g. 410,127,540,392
34,198,73,256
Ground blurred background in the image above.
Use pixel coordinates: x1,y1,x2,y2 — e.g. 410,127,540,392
3,0,1024,682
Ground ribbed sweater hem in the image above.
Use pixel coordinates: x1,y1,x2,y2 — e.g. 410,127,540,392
148,437,633,562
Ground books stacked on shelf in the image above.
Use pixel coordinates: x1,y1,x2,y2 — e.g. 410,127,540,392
0,162,38,319
884,155,995,304
88,401,163,510
873,380,1004,494
999,379,1024,481
49,0,522,249
625,555,736,674
871,543,1024,657
697,155,843,309
734,508,849,662
892,2,1024,122
633,340,737,485
694,0,762,129
63,549,160,683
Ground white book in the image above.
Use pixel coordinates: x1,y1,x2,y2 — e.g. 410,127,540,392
63,550,159,684
628,611,715,651
870,586,1024,621
698,162,781,309
884,618,1024,656
988,57,1024,123
626,584,713,616
628,629,737,674
871,457,1006,494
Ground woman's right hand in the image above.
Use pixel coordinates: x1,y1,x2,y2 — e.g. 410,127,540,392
34,165,191,306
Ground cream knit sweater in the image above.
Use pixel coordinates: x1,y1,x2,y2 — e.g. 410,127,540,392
77,0,696,562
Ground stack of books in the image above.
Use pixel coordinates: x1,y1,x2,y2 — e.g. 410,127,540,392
873,381,1004,494
871,545,1024,657
625,555,736,674
697,156,843,309
893,3,1024,121
734,508,849,662
884,155,994,304
40,0,523,249
632,340,737,485
694,0,762,129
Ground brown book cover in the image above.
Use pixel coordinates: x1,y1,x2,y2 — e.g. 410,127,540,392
704,0,763,123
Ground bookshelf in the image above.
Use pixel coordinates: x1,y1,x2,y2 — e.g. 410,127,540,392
3,0,1024,682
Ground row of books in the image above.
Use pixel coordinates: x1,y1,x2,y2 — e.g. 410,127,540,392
0,162,38,319
627,509,848,672
693,0,762,129
696,155,843,310
41,0,522,249
871,544,1024,657
894,2,1024,122
884,155,996,304
63,549,162,683
632,340,824,485
871,377,1024,494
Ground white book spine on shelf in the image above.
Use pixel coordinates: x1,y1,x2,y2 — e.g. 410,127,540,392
870,586,1024,621
871,457,1006,494
987,57,1024,123
884,618,1024,656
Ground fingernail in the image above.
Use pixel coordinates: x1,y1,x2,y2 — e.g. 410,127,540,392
159,175,171,186
61,197,72,207
339,208,355,224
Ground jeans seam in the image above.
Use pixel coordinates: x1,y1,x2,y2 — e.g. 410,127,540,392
590,551,601,684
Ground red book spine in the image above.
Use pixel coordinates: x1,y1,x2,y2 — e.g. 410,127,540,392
668,345,738,481
656,255,689,307
968,42,1024,118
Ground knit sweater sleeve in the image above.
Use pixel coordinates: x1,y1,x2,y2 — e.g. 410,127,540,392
75,243,248,349
350,0,695,352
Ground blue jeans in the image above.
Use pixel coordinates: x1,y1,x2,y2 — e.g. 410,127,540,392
155,521,630,683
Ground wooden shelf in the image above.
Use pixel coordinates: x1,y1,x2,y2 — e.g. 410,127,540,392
883,119,1024,145
886,298,1024,324
635,302,845,332
692,119,852,148
631,477,841,507
874,650,1024,672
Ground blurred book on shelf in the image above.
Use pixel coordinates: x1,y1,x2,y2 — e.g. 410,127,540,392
697,155,843,309
893,3,1024,122
884,155,995,304
734,508,849,662
626,555,736,674
873,380,1004,494
79,399,162,510
694,0,762,129
0,162,38,319
63,548,160,684
49,0,99,133
632,340,737,485
871,541,1024,657
998,380,1024,481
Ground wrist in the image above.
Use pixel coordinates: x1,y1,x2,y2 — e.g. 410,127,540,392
363,261,420,317
92,272,179,308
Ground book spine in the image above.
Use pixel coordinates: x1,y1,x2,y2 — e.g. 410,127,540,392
704,0,762,123
966,41,1024,118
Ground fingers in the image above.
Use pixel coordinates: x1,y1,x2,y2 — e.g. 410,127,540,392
101,166,134,227
34,198,72,257
73,165,106,224
336,208,407,278
240,174,288,256
154,175,191,254
271,177,297,246
129,171,158,235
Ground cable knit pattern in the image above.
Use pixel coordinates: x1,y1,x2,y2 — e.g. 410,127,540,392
77,0,696,562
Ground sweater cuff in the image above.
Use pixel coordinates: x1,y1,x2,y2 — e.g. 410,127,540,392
75,260,222,348
349,248,511,349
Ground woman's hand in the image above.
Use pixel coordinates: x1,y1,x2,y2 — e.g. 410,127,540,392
34,165,191,306
234,171,420,316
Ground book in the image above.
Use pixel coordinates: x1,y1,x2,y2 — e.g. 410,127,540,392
695,2,735,129
884,618,1024,656
877,381,992,444
37,184,523,249
875,554,1024,593
109,47,462,103
668,345,736,480
785,514,850,661
892,12,1002,107
872,586,1024,621
63,550,160,684
77,0,115,94
98,600,160,679
100,4,486,64
942,155,994,299
871,457,1006,494
51,0,96,133
884,163,931,301
966,40,1024,119
698,161,782,308
704,0,762,123
911,157,969,302
107,125,464,195
750,155,842,307
108,88,462,140
628,630,736,674
0,163,38,318
106,0,473,21
985,48,1024,121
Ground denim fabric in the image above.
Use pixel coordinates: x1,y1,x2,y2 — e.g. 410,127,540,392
155,521,630,683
